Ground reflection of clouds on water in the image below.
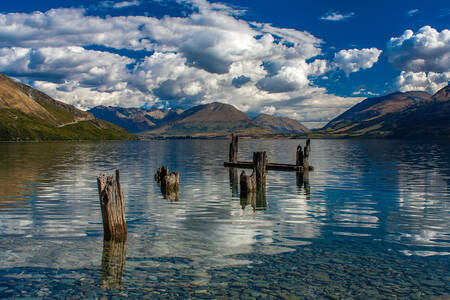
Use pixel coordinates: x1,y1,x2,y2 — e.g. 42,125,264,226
387,166,450,248
0,139,449,281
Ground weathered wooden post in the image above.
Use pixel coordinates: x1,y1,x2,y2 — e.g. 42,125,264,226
240,170,256,197
229,133,238,163
97,169,127,242
154,166,168,182
303,139,310,171
100,240,126,290
296,144,304,166
253,151,267,187
161,171,179,194
155,166,180,201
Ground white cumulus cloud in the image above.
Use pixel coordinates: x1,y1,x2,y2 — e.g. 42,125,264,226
320,11,355,22
387,26,450,93
0,0,367,128
395,71,450,94
333,48,382,75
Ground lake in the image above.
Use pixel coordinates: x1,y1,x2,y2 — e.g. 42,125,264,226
0,139,449,298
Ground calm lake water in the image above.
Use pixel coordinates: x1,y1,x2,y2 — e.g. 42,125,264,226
0,139,449,299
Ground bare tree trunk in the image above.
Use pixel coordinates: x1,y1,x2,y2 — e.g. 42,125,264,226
97,169,127,242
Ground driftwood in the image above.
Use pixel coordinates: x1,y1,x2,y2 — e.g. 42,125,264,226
100,240,126,290
97,169,127,242
229,133,238,163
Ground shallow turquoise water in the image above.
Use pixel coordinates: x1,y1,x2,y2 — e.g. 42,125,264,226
0,139,449,298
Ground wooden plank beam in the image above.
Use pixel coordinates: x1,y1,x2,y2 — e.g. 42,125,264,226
224,161,305,172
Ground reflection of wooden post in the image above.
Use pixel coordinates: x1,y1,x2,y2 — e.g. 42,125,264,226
229,168,239,196
229,134,238,163
97,169,127,242
253,152,267,187
100,240,126,290
296,171,310,195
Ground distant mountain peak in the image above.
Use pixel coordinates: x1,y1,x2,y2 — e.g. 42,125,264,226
320,87,450,138
253,113,310,134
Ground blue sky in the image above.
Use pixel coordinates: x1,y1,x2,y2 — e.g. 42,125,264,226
0,0,448,127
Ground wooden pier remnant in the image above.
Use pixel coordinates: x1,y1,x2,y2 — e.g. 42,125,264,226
224,134,313,172
97,169,127,242
253,151,267,186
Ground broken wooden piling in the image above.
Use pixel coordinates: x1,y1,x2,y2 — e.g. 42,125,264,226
154,166,168,182
253,151,267,186
229,133,238,163
155,166,180,201
240,170,256,196
97,169,127,242
161,171,179,195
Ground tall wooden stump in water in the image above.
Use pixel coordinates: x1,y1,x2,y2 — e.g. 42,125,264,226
97,169,127,242
100,240,126,290
253,151,268,187
303,139,310,171
229,134,238,163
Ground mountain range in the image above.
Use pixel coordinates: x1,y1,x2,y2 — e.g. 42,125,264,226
318,84,450,138
88,102,311,138
1,72,448,140
0,74,136,141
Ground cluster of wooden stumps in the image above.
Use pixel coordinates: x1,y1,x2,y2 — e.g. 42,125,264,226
96,166,180,290
154,166,180,201
95,135,312,288
224,134,313,210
